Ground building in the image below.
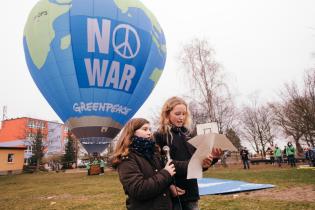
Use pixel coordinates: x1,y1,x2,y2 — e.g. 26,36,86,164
0,146,26,175
0,117,69,164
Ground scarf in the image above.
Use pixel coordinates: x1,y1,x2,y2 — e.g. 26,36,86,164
130,136,155,160
170,125,189,136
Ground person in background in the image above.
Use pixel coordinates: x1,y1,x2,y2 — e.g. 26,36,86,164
92,156,99,165
265,147,271,163
86,158,92,176
286,142,296,167
240,147,250,169
283,146,288,164
99,158,105,175
112,118,175,210
269,144,275,165
154,96,220,210
274,144,282,167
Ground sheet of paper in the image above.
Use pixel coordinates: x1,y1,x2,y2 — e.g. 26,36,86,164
187,133,237,179
187,134,215,179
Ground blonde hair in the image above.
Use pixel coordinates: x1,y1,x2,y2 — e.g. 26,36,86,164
158,96,191,134
111,118,149,166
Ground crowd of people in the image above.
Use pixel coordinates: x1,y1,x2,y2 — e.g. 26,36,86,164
240,142,301,169
264,142,297,167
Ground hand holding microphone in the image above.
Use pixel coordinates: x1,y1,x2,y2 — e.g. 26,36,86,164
163,145,171,162
163,146,184,209
164,161,176,176
163,146,176,176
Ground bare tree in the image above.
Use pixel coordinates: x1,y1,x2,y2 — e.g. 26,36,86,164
302,69,315,147
180,38,236,133
240,102,275,156
213,93,236,133
270,100,304,153
270,69,315,155
188,100,209,126
180,38,222,121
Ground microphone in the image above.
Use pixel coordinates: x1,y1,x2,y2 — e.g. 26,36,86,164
163,145,182,210
163,145,172,161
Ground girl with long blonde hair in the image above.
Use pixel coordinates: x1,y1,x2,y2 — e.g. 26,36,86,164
154,96,214,210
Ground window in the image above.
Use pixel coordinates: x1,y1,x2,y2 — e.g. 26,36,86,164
40,122,45,129
27,145,32,153
8,154,14,163
28,120,35,128
27,133,36,140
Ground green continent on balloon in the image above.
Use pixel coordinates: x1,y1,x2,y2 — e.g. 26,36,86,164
24,0,70,69
149,68,163,87
114,0,162,33
61,34,71,50
114,0,166,56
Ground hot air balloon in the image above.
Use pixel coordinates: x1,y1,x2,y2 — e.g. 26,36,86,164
23,0,166,154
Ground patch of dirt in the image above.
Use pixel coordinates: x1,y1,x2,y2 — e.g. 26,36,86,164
229,186,315,202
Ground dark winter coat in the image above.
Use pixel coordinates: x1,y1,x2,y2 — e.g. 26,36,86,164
240,149,249,160
154,128,200,203
117,151,173,210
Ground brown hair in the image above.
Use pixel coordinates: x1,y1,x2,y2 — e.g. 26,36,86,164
111,118,149,166
158,96,191,135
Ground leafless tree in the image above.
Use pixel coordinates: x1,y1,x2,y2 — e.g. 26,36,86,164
213,93,236,134
188,100,209,126
240,101,275,156
270,69,315,155
180,38,236,134
180,39,222,121
302,69,315,147
269,100,304,153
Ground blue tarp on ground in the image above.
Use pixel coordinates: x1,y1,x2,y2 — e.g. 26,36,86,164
198,178,275,195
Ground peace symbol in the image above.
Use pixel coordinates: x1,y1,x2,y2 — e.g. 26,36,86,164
112,24,141,59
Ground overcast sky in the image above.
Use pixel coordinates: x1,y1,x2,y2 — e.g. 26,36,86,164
1,0,315,123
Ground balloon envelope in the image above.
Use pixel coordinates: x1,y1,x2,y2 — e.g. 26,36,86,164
23,0,166,154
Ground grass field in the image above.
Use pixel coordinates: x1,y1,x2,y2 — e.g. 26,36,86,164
0,164,314,210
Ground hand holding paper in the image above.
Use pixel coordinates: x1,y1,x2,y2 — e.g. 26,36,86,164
201,148,223,168
201,153,213,168
212,147,224,158
187,133,237,179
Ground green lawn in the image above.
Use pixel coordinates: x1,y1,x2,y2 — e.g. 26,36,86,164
0,165,314,210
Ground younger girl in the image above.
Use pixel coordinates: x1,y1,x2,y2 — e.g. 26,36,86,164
112,118,176,210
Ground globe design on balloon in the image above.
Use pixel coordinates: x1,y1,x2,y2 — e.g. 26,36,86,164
23,0,166,153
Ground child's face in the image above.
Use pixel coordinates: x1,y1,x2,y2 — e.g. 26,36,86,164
134,123,152,139
169,104,187,127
